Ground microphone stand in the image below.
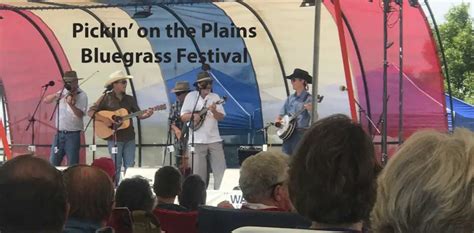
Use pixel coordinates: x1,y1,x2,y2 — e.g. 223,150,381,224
85,89,111,167
112,121,119,184
85,88,110,131
189,88,201,175
49,85,66,159
354,99,381,135
164,104,175,166
25,84,51,151
259,123,272,151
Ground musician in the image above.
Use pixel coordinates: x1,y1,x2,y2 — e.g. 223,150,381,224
88,70,153,184
180,71,226,190
276,68,312,155
170,81,191,177
44,71,88,166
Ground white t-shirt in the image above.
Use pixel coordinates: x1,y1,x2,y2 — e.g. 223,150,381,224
56,88,88,131
180,91,225,144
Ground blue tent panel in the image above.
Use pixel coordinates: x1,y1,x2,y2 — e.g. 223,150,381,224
445,94,474,131
166,68,263,132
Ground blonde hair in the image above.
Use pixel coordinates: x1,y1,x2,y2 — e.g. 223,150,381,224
371,128,474,233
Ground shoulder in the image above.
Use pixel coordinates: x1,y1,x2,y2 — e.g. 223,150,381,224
186,91,199,99
210,93,221,100
78,89,88,98
125,94,136,101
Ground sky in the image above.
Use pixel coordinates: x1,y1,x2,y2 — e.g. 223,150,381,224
423,0,473,23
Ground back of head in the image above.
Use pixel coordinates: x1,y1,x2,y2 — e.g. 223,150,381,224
116,176,155,212
239,151,288,203
153,166,182,198
63,165,114,222
371,129,474,233
0,154,67,233
179,175,206,211
289,114,380,225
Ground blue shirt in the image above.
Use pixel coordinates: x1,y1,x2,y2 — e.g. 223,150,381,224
279,90,312,129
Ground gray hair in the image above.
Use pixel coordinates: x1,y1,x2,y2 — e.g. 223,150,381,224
239,151,289,202
371,128,474,233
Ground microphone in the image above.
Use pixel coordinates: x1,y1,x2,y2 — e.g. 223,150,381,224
42,81,55,88
258,122,281,132
64,83,72,91
202,63,211,71
103,85,113,94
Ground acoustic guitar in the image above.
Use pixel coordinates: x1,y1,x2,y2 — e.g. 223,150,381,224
95,104,166,139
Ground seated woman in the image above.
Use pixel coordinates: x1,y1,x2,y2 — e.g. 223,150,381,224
116,176,155,212
288,114,381,232
179,175,207,211
371,129,473,233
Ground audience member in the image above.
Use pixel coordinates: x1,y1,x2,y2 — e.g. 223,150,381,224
289,114,380,232
371,129,473,233
179,175,207,211
153,166,187,211
239,151,291,211
116,176,155,212
92,157,116,184
63,165,115,233
0,154,68,233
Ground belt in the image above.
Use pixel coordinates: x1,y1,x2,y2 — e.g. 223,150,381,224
58,130,81,134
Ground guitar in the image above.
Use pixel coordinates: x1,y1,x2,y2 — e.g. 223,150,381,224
189,98,226,131
95,104,167,139
276,107,308,140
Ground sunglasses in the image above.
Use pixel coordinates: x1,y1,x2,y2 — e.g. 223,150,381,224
175,91,188,96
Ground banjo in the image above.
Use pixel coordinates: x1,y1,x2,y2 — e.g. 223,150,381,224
276,107,308,140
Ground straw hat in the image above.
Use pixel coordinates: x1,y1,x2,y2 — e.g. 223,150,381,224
171,81,191,93
194,71,212,84
104,70,133,88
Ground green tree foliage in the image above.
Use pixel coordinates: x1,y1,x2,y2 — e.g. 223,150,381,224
438,3,473,104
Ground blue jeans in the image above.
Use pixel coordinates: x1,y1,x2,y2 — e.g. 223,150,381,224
107,139,136,185
50,131,81,166
282,129,306,156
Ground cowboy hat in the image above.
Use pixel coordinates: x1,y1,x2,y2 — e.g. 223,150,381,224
63,70,83,82
286,68,312,84
104,70,133,88
171,81,191,93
